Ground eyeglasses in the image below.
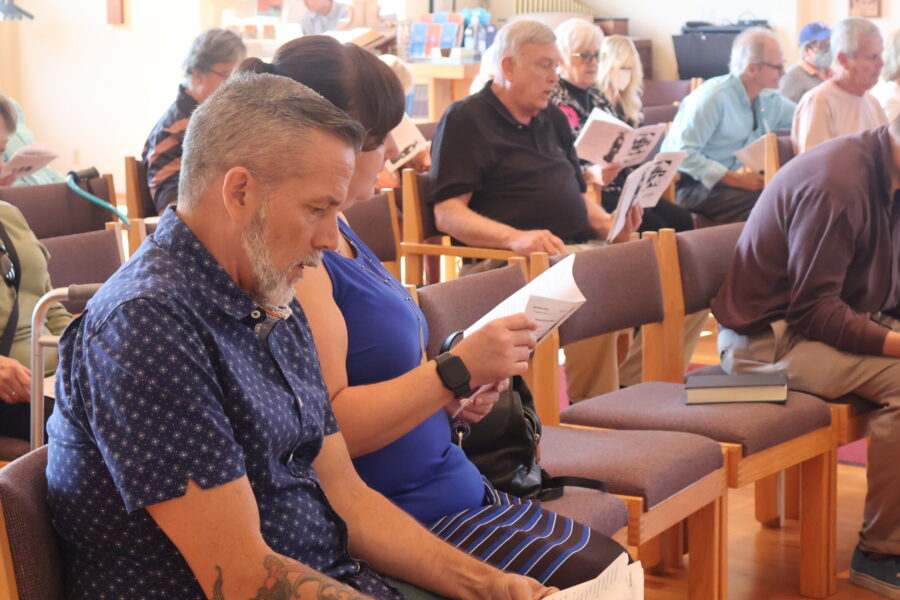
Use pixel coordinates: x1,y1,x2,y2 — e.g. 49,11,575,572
572,51,600,62
758,61,786,73
207,68,231,79
0,238,15,287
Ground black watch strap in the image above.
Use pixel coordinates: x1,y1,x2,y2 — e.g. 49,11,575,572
434,352,471,399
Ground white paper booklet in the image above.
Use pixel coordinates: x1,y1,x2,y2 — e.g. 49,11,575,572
463,254,585,345
574,108,666,167
547,553,643,600
0,144,58,181
606,151,686,242
384,114,428,173
734,135,766,172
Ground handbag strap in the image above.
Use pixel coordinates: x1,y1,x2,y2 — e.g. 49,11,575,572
538,472,609,502
439,329,464,354
0,221,22,358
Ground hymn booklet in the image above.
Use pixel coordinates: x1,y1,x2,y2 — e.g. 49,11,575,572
606,151,686,241
383,114,428,173
574,108,666,167
0,144,57,181
547,553,643,600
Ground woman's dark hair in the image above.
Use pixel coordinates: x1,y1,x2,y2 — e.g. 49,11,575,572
239,36,405,151
0,95,17,134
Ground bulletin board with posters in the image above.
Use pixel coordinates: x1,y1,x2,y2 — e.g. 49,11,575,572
257,0,284,17
849,0,880,17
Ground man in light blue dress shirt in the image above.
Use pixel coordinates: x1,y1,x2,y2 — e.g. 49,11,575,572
661,27,796,223
301,0,350,35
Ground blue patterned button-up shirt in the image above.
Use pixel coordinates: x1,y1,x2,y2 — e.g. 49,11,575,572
46,207,401,600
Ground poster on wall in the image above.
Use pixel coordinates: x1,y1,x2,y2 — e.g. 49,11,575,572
849,0,880,17
258,0,284,17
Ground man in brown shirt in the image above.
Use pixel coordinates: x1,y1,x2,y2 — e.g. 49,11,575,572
711,124,900,598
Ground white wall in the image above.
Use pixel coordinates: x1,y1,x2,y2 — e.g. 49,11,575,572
3,0,205,187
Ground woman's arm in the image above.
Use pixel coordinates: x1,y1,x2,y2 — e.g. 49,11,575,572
294,261,535,458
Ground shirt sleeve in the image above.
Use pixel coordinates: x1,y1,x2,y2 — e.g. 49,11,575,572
784,194,891,355
79,298,247,513
664,95,730,189
428,104,486,204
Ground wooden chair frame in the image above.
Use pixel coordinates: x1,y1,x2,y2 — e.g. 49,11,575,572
646,228,836,598
400,168,522,285
526,255,728,599
124,155,155,221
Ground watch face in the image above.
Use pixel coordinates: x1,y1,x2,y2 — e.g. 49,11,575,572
438,353,471,397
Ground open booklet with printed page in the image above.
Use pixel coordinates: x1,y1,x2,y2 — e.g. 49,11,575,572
734,134,767,173
547,552,643,600
574,108,666,167
450,256,586,416
606,151,686,242
0,144,58,181
383,114,428,173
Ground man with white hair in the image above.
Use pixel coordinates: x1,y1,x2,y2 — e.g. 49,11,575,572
792,17,887,153
661,27,796,223
428,19,641,401
47,73,554,600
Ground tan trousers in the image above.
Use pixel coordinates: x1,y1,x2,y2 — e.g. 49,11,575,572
719,316,900,555
617,310,710,388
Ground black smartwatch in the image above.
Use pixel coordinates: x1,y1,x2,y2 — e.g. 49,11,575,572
434,352,472,399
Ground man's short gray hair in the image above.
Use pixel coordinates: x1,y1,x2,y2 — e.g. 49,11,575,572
882,28,900,82
555,18,603,63
729,27,779,76
831,17,881,58
178,72,365,209
493,19,556,83
182,28,247,78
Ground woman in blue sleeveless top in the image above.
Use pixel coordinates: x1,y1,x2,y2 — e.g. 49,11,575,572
243,37,627,590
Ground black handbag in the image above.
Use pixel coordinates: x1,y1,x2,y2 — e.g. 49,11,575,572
442,331,607,501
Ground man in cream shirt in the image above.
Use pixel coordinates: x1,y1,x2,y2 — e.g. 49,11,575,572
792,17,887,153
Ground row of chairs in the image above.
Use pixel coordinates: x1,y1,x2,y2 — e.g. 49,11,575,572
411,225,844,598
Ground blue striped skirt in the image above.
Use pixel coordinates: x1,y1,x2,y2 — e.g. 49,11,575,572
427,483,626,589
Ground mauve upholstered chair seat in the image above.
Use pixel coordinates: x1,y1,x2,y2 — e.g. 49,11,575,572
689,364,877,418
542,488,629,536
343,192,397,263
0,446,65,600
539,426,723,509
0,178,112,239
560,382,831,457
41,229,124,313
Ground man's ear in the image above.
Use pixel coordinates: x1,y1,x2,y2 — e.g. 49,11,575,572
221,166,261,226
835,52,851,71
500,55,516,83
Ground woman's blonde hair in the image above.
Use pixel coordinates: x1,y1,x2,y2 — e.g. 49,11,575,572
597,35,643,124
882,28,900,82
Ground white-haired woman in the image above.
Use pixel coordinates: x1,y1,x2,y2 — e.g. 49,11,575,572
551,25,693,232
872,28,900,121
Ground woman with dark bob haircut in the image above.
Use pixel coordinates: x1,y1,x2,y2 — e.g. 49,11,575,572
240,36,626,596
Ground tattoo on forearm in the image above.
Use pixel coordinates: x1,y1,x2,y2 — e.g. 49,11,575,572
212,555,370,600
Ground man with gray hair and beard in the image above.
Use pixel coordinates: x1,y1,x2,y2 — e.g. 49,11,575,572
46,73,554,600
661,26,796,223
792,17,887,153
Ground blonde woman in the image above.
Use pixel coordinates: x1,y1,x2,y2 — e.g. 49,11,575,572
551,26,693,232
871,28,900,121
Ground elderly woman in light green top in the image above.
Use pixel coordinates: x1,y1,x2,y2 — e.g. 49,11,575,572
0,95,71,441
0,95,65,187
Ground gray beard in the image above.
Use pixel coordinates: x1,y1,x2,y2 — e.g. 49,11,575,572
241,203,321,310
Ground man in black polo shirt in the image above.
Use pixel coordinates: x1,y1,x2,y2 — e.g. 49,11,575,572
429,19,641,401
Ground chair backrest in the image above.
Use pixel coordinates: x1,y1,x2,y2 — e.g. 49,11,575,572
343,190,401,264
415,121,439,142
124,156,157,219
674,223,745,315
401,169,440,242
416,263,528,359
556,238,665,347
0,446,65,600
641,104,678,126
642,79,692,107
0,176,115,239
763,131,794,186
41,226,126,313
